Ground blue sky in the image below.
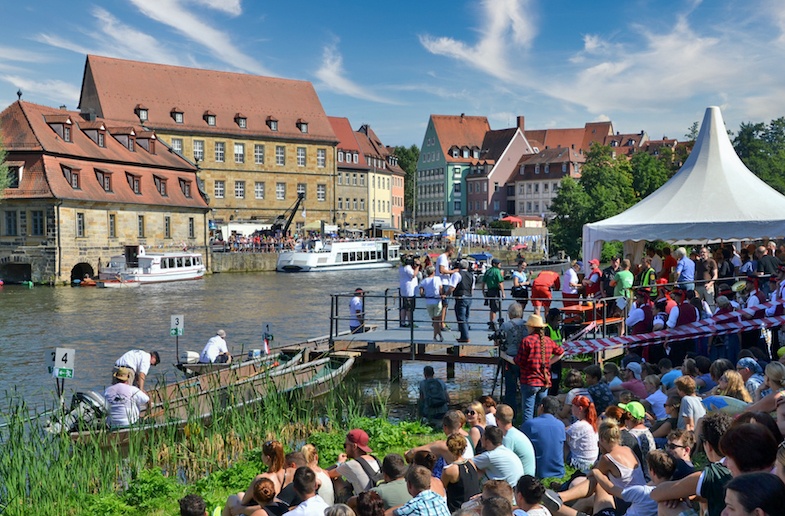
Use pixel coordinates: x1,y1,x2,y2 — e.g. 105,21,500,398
1,0,784,147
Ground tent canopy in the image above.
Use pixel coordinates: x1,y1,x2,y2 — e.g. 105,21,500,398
501,215,524,227
582,106,785,263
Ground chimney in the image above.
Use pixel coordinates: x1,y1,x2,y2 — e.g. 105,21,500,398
59,105,67,111
517,116,525,130
460,113,465,123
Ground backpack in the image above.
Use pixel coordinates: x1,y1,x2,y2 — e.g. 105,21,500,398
423,378,448,408
355,455,384,490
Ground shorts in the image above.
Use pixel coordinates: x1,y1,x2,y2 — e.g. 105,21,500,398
531,286,552,308
427,302,443,319
401,297,415,311
593,509,616,516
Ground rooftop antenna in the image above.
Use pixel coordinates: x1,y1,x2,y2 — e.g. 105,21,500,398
16,89,22,100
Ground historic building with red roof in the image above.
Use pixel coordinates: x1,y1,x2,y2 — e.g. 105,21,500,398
77,55,338,230
0,100,208,284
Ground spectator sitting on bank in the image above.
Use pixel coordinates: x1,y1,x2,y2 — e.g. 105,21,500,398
651,395,681,445
666,428,695,470
349,453,410,511
513,476,552,516
328,430,382,500
736,357,766,399
481,496,513,516
460,480,514,514
405,410,473,468
302,443,334,506
411,451,446,497
247,478,284,516
325,505,355,516
564,395,599,474
674,375,706,432
557,369,589,425
723,473,785,516
619,401,654,479
641,374,667,421
390,465,450,516
746,361,785,413
440,434,481,512
419,366,449,428
520,396,565,479
180,494,207,516
611,362,647,400
271,452,309,510
478,395,497,427
733,411,784,446
659,358,683,391
469,426,525,488
465,401,487,454
287,466,329,516
356,492,385,516
602,362,623,388
583,365,614,415
494,404,536,476
709,369,752,403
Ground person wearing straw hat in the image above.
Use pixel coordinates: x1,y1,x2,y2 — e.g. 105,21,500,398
514,314,565,423
104,366,150,427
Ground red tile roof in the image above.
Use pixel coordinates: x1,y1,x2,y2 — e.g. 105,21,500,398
328,116,368,169
518,147,585,166
0,101,206,209
523,121,613,154
430,114,491,163
79,55,337,144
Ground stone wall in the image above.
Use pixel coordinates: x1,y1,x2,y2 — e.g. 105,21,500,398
211,252,278,273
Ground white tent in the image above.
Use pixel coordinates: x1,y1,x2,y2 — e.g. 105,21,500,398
582,106,785,264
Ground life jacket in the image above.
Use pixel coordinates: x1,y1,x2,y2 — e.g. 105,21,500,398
631,303,654,335
675,301,699,327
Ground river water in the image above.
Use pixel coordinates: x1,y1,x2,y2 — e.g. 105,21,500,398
0,269,499,419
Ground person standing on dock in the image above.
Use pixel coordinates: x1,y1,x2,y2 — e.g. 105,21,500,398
199,329,231,364
482,258,505,329
349,288,365,334
113,349,159,393
437,244,458,331
452,260,475,343
420,266,444,342
399,255,420,328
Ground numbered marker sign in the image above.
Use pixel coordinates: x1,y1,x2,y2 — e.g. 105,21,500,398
170,315,184,336
52,347,76,379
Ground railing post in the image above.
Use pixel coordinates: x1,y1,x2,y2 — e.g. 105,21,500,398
384,288,390,330
329,294,336,352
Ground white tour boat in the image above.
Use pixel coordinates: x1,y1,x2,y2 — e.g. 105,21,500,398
276,238,401,272
98,245,206,284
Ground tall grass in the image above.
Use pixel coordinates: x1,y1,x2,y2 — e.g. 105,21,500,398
0,370,430,515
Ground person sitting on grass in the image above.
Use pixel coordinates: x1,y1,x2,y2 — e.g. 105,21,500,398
481,496,513,516
389,465,450,516
478,395,498,427
440,433,481,512
180,494,207,516
723,473,785,516
470,426,524,488
564,395,599,474
411,450,446,497
287,466,329,516
583,365,615,415
405,410,473,467
513,475,552,516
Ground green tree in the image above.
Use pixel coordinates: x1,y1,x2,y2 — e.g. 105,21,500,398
0,136,9,199
549,177,591,258
733,119,785,194
392,144,419,213
685,121,699,141
630,151,669,199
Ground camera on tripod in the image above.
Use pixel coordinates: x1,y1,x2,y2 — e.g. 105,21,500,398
487,318,506,343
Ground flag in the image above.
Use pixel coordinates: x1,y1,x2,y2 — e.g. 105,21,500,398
263,335,270,354
302,206,306,219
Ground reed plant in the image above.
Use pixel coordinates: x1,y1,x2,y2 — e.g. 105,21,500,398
0,366,438,515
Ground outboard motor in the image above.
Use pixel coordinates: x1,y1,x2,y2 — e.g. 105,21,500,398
46,391,107,434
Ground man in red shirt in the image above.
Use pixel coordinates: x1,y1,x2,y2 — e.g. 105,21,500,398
661,247,677,281
531,270,561,318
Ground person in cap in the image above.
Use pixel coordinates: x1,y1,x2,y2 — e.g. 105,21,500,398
562,260,582,308
199,329,231,364
349,288,365,334
452,259,475,343
482,258,505,328
665,287,700,366
619,401,655,477
611,362,648,400
655,278,677,314
328,429,382,496
736,357,765,398
113,349,160,393
104,366,150,427
582,259,602,299
514,314,565,423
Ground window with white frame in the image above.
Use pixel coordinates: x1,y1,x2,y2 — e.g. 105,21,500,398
255,182,265,199
297,147,306,167
171,138,183,154
337,174,343,185
544,183,549,193
297,183,306,199
359,198,365,210
353,173,358,185
276,182,286,200
254,144,265,164
137,215,145,237
215,142,225,162
535,164,540,174
234,143,245,164
317,184,326,201
214,180,225,199
276,146,285,166
353,198,358,210
338,151,344,162
545,164,550,174
338,197,343,210
235,180,245,198
359,174,365,186
534,183,539,193
193,140,204,161
317,149,326,168
453,183,461,193
353,153,358,163
164,216,171,239
76,213,85,237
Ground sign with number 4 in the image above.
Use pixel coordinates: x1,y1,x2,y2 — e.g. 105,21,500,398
52,347,76,379
170,315,184,336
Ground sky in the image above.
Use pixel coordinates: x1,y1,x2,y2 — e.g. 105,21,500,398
1,0,785,148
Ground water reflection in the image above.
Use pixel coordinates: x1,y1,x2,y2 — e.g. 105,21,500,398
0,270,502,414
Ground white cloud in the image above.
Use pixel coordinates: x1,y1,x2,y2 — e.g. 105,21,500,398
0,75,80,106
189,0,242,16
419,0,536,81
127,0,270,75
314,43,398,104
36,7,184,65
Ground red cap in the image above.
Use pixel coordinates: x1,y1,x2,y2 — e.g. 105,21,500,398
589,259,600,266
656,278,668,286
346,429,372,453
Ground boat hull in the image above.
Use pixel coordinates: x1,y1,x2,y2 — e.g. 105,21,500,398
276,239,400,272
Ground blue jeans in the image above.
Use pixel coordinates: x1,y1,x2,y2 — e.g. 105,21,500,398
454,297,472,340
520,383,548,423
504,363,520,414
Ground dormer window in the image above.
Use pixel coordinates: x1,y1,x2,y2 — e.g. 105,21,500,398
109,127,136,151
154,176,167,196
235,113,247,129
171,108,184,124
462,147,470,159
83,122,107,147
179,179,192,198
203,111,216,126
95,169,112,192
136,132,157,154
451,147,459,158
135,104,149,122
126,172,141,194
62,165,80,189
296,119,308,133
6,162,23,188
267,116,278,131
610,140,618,147
45,114,74,142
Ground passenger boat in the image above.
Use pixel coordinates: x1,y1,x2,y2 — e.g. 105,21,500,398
47,352,355,443
276,238,401,272
98,245,205,284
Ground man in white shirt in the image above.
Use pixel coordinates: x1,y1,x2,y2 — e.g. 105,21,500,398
436,244,457,330
199,329,230,363
288,466,329,516
114,349,159,392
470,426,524,487
648,247,663,276
399,256,420,328
349,288,365,333
104,366,150,427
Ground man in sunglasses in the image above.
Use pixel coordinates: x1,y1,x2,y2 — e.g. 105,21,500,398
665,429,696,477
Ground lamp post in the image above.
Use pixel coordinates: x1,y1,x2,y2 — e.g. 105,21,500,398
341,212,346,238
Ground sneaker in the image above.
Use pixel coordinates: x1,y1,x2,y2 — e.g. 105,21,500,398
434,334,444,342
542,489,563,512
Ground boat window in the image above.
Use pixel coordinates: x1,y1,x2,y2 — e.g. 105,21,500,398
364,251,370,261
195,256,201,265
349,252,355,261
161,260,167,269
177,257,184,267
342,252,348,262
185,257,192,266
